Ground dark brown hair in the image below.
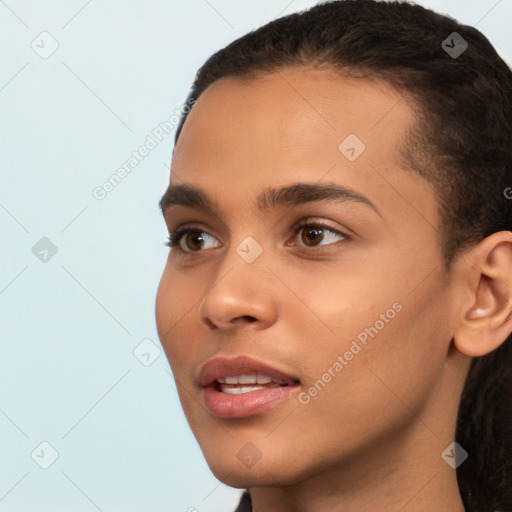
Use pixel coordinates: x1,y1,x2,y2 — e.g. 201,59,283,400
173,1,512,509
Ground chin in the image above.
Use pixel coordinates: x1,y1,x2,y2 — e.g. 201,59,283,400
200,443,313,489
209,463,302,489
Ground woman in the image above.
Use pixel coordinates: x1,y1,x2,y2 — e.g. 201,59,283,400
156,1,512,510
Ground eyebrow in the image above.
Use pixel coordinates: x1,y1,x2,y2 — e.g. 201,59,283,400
159,182,381,218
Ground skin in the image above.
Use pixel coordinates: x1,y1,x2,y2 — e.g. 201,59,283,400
155,67,512,512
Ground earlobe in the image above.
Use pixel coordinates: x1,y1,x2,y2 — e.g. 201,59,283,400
453,231,512,358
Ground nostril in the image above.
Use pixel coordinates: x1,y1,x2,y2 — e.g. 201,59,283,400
233,315,258,323
202,315,257,330
204,318,218,329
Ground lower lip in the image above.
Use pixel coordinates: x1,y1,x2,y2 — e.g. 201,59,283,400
203,384,298,418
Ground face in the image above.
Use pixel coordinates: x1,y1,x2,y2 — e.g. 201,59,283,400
156,67,459,487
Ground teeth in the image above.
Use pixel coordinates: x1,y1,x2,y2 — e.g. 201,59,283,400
216,373,287,385
221,385,267,394
238,373,257,384
256,374,272,384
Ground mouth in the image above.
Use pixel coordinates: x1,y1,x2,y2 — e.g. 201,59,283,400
198,356,301,418
214,373,299,395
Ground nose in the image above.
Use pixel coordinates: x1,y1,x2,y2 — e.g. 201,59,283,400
200,246,278,331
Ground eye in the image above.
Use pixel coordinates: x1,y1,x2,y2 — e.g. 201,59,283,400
164,219,349,253
165,227,220,253
290,219,349,248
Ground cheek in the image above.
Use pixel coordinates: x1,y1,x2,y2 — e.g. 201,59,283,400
155,268,200,371
275,261,398,358
281,258,451,410
155,269,174,343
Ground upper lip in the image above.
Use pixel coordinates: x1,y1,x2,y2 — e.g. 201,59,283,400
198,355,300,387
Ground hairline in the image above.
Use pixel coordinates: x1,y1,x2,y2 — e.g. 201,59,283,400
173,63,460,268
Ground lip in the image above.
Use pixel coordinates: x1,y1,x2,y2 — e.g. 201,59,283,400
198,355,300,419
199,355,299,386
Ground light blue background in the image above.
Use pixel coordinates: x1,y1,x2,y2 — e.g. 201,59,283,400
1,1,511,511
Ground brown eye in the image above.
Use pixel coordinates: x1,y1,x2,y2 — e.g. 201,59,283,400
292,221,348,248
301,226,326,247
184,231,206,251
165,228,220,252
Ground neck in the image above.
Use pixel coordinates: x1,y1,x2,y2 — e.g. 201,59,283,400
248,421,466,512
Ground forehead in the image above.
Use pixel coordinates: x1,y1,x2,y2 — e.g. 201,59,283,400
169,67,437,229
176,67,411,159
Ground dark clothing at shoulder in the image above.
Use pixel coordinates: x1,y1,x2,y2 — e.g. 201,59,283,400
234,490,252,512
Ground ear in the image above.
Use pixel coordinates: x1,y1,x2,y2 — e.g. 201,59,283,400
453,231,512,357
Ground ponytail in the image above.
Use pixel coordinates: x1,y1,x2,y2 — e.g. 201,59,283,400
456,336,512,511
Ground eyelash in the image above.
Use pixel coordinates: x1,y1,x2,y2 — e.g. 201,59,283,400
165,219,350,253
